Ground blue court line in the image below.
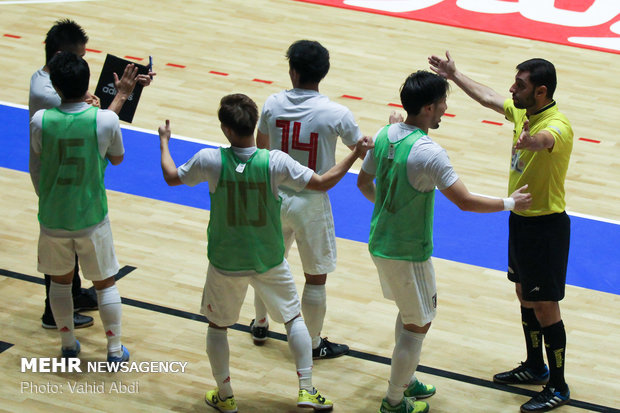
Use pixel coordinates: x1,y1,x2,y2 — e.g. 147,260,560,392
2,103,618,295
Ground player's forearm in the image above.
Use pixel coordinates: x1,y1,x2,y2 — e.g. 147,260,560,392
107,92,129,115
159,140,181,185
358,181,375,203
307,149,358,191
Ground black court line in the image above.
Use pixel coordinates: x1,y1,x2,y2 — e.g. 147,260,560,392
2,268,618,413
0,266,136,286
0,341,14,353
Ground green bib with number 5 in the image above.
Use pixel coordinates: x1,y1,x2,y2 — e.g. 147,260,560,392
38,106,108,230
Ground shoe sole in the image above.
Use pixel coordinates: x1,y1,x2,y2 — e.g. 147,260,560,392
297,402,333,411
520,398,570,413
252,338,267,346
407,390,436,399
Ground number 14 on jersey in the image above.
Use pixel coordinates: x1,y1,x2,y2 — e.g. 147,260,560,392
276,120,318,171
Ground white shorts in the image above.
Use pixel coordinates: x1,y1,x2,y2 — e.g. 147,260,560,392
201,259,301,327
371,255,437,326
37,219,120,280
280,189,336,275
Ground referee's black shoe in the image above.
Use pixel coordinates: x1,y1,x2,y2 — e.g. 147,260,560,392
494,362,549,385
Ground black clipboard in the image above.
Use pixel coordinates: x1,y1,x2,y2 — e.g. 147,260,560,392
94,54,148,123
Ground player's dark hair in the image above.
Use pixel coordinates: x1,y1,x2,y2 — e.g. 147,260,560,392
48,52,90,100
516,58,557,99
286,40,330,84
45,19,88,64
400,70,449,116
218,94,258,137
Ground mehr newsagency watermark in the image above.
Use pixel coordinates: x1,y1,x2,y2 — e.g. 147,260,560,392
20,357,188,394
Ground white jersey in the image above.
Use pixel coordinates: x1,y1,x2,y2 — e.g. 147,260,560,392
178,146,315,197
29,68,62,191
258,89,362,178
362,123,459,192
29,68,61,118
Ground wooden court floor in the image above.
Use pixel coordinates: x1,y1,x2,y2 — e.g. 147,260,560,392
1,0,619,412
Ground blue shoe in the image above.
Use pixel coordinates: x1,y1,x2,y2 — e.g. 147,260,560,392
520,385,570,412
107,345,130,363
61,340,80,358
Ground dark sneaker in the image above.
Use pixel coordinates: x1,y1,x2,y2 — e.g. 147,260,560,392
61,340,81,358
73,288,98,311
312,337,349,359
520,385,570,412
494,362,549,385
249,319,268,345
42,312,94,329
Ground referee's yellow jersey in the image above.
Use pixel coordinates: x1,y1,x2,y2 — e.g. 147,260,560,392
504,99,573,217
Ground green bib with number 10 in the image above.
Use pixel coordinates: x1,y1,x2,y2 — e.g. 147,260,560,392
369,126,434,262
207,148,284,273
38,106,108,230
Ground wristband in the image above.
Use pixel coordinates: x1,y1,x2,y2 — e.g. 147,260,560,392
503,197,515,211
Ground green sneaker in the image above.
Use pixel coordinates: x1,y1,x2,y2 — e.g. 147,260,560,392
379,397,429,413
404,379,436,399
205,389,237,413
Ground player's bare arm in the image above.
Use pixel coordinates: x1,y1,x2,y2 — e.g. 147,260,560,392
515,120,555,151
441,179,531,212
158,119,183,186
107,154,124,165
428,51,505,115
356,169,376,203
306,136,373,191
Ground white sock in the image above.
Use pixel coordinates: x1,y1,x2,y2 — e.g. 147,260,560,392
254,290,269,327
206,327,233,399
96,285,122,356
302,284,326,349
285,317,313,391
394,313,404,343
386,329,426,406
49,281,76,349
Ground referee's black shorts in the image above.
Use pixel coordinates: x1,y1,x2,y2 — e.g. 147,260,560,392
507,211,570,302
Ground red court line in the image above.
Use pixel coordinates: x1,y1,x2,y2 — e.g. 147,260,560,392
579,137,601,144
85,48,102,53
125,56,144,61
388,103,403,108
482,120,503,126
3,34,21,39
167,63,186,68
444,113,456,118
253,78,273,84
209,70,228,76
341,94,362,100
